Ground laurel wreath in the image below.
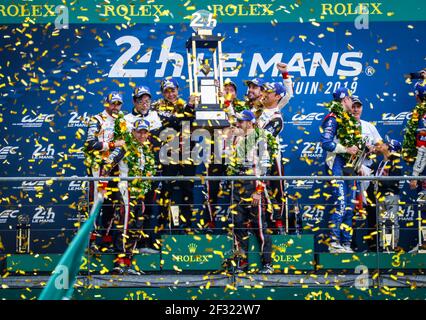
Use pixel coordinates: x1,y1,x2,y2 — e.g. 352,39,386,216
227,128,278,176
83,112,156,197
113,113,156,197
324,100,363,159
402,101,426,163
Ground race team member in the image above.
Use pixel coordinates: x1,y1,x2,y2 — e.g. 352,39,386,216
124,86,162,132
351,96,383,251
258,82,287,234
320,87,360,253
244,62,293,118
84,91,126,253
408,80,426,252
228,110,275,274
105,119,156,274
152,77,198,233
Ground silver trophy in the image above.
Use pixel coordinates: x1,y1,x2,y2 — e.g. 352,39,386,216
186,10,229,128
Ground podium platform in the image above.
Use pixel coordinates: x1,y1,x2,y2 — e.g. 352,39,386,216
2,235,425,274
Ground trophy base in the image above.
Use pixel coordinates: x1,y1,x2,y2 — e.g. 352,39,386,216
192,119,230,128
194,105,230,128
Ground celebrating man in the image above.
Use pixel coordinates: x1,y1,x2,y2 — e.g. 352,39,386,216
228,110,277,274
84,91,126,253
320,87,362,253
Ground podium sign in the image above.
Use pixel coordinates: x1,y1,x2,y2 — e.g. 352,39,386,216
248,235,315,271
161,235,233,271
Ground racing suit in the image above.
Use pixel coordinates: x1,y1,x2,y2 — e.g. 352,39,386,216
257,107,287,233
320,113,356,246
230,129,273,267
106,142,156,267
84,110,129,251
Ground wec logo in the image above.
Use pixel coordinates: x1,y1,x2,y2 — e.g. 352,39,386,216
291,112,324,125
13,180,47,191
291,113,325,122
0,146,19,160
13,113,54,128
382,112,412,121
22,114,54,123
0,209,19,223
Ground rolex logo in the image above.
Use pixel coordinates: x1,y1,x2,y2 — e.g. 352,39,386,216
276,243,287,253
188,243,197,254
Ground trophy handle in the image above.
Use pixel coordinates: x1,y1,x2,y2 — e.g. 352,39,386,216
217,34,224,108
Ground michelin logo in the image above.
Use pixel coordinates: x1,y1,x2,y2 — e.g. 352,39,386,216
12,113,54,128
32,207,55,224
32,144,55,160
0,209,19,224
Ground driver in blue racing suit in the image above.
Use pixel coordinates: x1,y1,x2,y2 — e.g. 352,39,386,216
320,87,360,253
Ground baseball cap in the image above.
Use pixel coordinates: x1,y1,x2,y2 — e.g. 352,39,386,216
236,110,256,123
262,82,286,97
224,78,237,91
160,78,179,92
333,87,352,100
105,91,123,104
243,77,265,88
351,96,363,106
133,119,150,131
133,86,151,98
414,80,426,99
385,135,402,152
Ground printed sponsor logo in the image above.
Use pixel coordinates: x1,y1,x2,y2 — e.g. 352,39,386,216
377,112,412,126
67,111,90,128
12,113,54,128
287,112,325,126
0,146,19,160
289,179,319,190
68,179,87,191
0,209,19,224
32,144,55,159
300,142,324,159
13,180,47,192
32,207,55,224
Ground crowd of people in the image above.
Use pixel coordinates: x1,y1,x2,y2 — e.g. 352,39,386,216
83,63,426,274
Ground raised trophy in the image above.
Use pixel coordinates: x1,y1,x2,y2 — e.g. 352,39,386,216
16,214,30,253
186,10,229,128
